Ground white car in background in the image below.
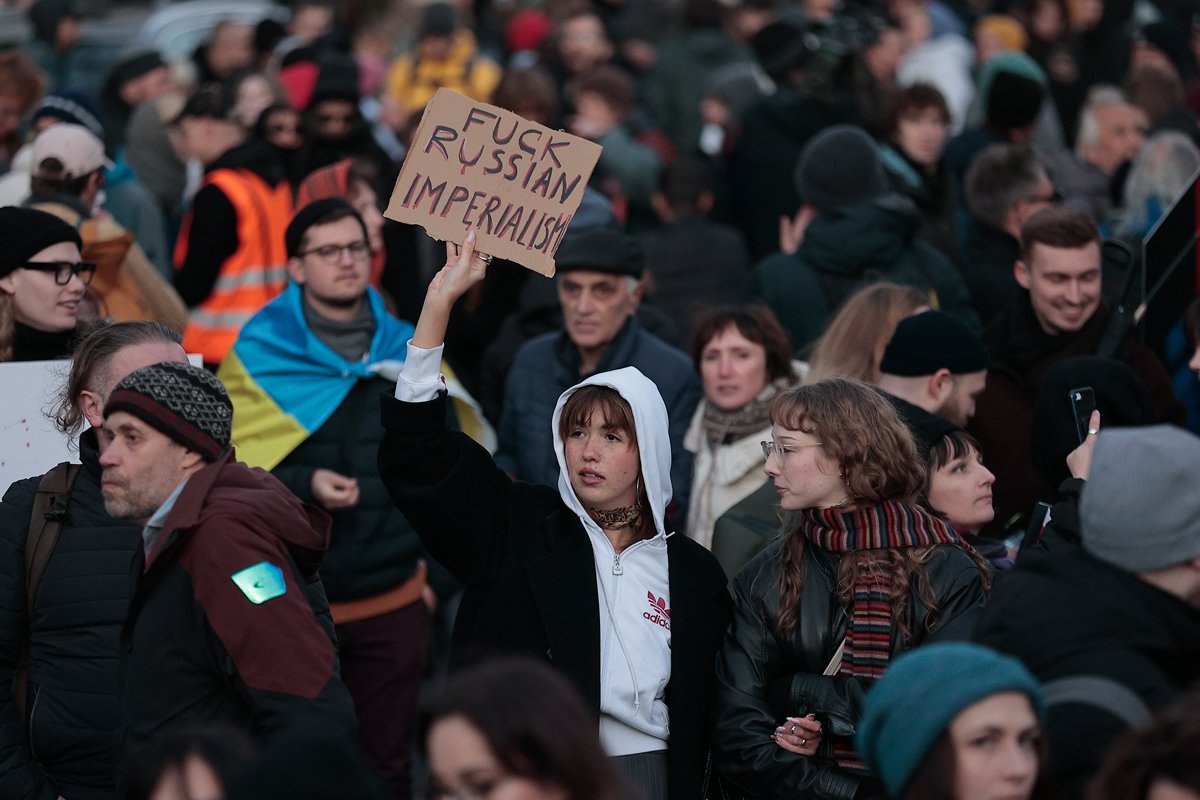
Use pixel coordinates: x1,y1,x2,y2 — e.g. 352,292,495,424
135,0,290,63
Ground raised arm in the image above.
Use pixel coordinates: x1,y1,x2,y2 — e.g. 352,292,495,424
411,230,491,351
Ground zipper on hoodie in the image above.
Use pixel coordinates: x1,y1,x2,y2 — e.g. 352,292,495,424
601,538,652,714
611,537,649,575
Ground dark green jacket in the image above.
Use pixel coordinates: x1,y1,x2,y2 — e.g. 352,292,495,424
750,200,981,353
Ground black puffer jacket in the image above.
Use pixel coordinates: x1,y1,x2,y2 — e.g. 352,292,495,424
713,538,987,799
0,430,138,800
271,377,442,602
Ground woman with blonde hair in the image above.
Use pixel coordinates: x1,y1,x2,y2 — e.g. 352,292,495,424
713,376,988,798
805,283,929,384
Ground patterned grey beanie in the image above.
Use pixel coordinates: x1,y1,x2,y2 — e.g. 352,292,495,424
104,361,232,462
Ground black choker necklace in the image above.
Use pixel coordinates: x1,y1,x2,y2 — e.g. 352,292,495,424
588,501,643,530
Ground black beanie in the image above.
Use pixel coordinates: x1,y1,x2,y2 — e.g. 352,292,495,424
109,50,166,89
555,228,644,278
104,361,232,462
880,311,990,377
0,207,83,279
285,198,368,258
1030,356,1157,488
985,71,1044,131
420,2,457,38
307,52,361,109
794,125,887,212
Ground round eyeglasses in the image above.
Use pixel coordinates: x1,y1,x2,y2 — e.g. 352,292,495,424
19,261,97,286
761,440,824,462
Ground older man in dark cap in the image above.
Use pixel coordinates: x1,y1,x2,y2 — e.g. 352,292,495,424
751,124,979,352
495,228,701,528
100,361,357,771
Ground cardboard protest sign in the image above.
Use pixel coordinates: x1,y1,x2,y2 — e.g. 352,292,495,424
385,88,602,277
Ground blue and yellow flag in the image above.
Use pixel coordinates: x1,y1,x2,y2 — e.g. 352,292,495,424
219,283,414,470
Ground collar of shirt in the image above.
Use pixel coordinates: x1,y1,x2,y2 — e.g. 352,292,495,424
142,478,189,560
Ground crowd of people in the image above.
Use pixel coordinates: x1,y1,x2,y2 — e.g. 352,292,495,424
3,0,1200,798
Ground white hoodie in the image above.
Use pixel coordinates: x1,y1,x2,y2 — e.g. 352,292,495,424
551,367,674,757
397,351,675,756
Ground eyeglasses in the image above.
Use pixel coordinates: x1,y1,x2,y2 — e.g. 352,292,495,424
298,240,371,265
761,440,824,462
19,261,97,286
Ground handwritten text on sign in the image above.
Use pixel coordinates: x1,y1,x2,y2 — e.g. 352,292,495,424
384,88,602,277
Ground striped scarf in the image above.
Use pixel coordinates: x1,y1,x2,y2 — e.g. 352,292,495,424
799,499,962,771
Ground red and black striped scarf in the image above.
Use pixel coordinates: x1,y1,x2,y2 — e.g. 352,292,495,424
799,499,962,771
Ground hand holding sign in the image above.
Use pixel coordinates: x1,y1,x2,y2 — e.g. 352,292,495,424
385,89,602,277
412,229,491,350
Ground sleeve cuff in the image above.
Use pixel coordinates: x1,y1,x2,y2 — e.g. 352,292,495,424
395,342,446,402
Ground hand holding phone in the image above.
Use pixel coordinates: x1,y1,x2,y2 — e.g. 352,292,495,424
1069,387,1097,444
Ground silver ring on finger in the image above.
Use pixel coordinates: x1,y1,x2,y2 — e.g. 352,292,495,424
789,723,797,735
800,738,807,747
477,252,494,265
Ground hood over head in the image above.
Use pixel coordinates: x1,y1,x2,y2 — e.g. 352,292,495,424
552,367,673,538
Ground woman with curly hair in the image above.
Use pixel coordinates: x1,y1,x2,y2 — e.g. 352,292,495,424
712,377,989,798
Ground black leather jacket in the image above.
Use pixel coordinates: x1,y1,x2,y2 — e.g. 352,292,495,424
713,539,987,799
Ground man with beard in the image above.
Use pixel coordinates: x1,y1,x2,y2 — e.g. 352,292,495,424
98,361,356,769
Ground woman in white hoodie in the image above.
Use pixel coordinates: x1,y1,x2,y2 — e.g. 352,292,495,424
378,232,731,800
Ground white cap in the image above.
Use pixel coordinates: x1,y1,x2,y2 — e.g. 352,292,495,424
32,123,113,180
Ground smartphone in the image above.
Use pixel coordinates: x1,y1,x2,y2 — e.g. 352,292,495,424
1069,386,1097,444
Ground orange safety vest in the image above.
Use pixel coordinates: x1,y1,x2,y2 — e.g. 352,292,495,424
176,169,293,365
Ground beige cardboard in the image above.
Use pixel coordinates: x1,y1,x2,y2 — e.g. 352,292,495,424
384,88,602,277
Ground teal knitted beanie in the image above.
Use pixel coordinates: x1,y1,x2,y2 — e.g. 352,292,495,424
856,643,1045,797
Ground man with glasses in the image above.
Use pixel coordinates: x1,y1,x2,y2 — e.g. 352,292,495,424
219,199,434,799
172,82,293,367
24,123,188,333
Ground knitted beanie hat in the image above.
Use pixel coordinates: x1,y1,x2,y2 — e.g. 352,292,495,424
857,643,1046,797
879,311,991,377
30,90,106,141
0,207,83,280
794,125,888,212
104,362,232,462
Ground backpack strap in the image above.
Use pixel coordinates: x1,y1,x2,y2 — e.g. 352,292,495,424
15,462,82,720
1042,675,1152,729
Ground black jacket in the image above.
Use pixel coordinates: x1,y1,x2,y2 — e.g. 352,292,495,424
173,139,291,308
119,452,357,767
973,549,1200,799
0,431,137,800
272,377,435,602
378,392,731,800
963,222,1021,328
750,201,981,353
713,539,987,799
